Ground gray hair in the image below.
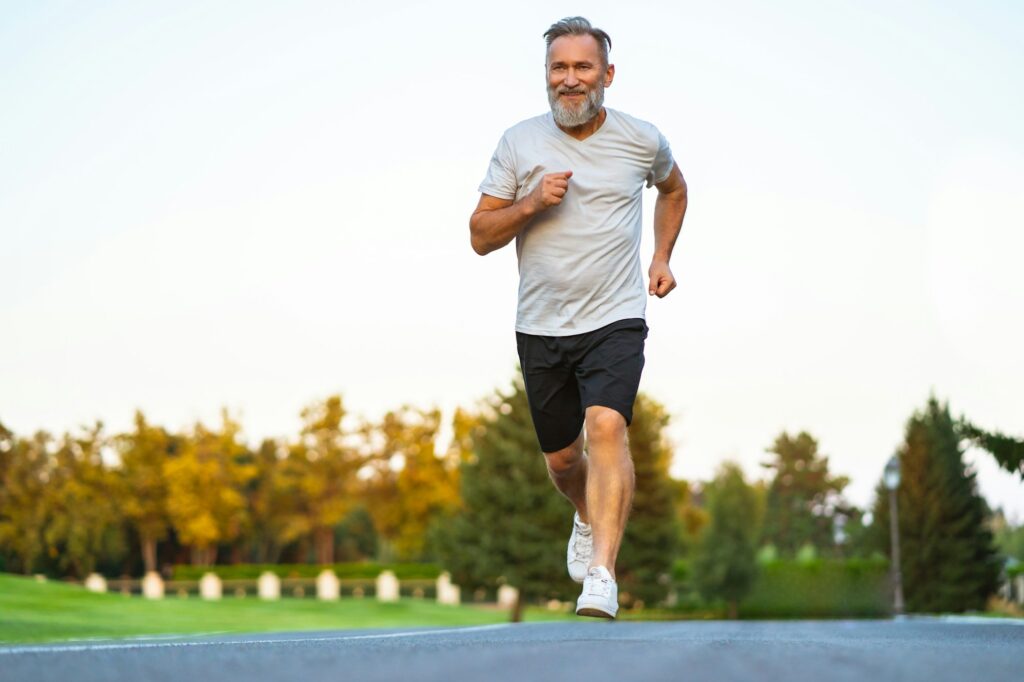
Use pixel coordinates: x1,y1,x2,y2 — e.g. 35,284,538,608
543,16,612,68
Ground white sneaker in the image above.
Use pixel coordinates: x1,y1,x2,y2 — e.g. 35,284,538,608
576,565,618,619
567,512,593,583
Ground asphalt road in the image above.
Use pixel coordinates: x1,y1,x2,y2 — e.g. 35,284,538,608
2,619,1022,682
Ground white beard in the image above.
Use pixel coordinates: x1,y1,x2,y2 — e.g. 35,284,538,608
548,81,605,128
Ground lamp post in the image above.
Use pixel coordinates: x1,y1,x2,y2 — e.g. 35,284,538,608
884,455,905,616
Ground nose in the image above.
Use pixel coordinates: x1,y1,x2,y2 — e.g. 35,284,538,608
564,69,579,88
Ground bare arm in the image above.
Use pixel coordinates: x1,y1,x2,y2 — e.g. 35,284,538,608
469,171,573,256
648,162,688,297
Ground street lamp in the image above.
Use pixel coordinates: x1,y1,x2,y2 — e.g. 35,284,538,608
884,455,905,616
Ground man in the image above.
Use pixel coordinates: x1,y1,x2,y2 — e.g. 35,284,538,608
469,17,687,619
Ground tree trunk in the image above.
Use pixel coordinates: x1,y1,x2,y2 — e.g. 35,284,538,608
316,527,335,565
142,537,157,574
727,600,738,619
510,591,524,623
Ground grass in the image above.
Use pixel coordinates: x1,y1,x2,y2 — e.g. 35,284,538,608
0,573,574,644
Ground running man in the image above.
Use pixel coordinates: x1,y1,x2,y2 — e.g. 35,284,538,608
469,16,688,618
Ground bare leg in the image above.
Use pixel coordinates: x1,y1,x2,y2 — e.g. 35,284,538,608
583,406,634,579
543,428,589,524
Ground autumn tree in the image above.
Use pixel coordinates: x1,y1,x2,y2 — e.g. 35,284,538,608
115,411,175,573
239,437,297,564
164,411,253,566
43,423,126,577
362,406,460,560
0,427,49,574
761,431,849,556
286,395,362,564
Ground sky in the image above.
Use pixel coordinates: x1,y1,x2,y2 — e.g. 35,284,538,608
2,0,1022,518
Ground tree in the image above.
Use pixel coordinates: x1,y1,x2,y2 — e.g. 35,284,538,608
433,377,569,621
761,431,849,556
0,427,50,574
116,411,175,573
287,395,362,564
616,393,680,607
870,397,1000,612
164,411,254,566
43,423,126,578
692,462,760,618
239,437,297,564
956,419,1024,479
362,406,460,560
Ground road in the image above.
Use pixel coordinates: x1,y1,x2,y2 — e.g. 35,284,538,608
1,619,1021,682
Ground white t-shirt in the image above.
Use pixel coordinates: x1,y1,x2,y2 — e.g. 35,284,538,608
478,107,675,336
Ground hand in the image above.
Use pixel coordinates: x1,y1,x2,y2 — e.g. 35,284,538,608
648,260,676,298
529,170,573,213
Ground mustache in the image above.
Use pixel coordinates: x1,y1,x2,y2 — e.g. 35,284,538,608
558,88,588,95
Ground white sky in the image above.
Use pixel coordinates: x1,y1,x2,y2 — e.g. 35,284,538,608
2,0,1022,518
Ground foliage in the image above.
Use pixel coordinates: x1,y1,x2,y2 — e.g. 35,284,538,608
0,426,49,574
740,557,890,618
870,397,1001,613
433,377,572,618
616,393,680,607
43,424,126,578
957,419,1024,479
692,462,761,617
991,510,1024,563
115,411,175,572
361,407,460,561
760,431,849,556
164,411,254,566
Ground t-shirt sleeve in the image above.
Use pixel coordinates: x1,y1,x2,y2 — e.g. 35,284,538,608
477,134,518,200
645,130,675,188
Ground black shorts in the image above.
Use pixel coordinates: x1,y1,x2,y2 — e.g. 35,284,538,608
516,318,648,453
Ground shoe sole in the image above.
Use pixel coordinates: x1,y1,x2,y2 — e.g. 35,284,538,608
576,605,617,619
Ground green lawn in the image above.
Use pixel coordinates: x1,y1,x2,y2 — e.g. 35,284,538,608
0,573,573,644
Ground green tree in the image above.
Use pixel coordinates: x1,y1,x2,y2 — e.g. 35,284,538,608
433,377,568,621
164,411,254,566
616,393,680,607
0,428,49,574
115,411,175,573
239,437,297,564
692,462,760,618
43,423,126,578
870,397,1000,612
761,431,849,556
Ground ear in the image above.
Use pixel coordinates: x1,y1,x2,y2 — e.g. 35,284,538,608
604,63,615,87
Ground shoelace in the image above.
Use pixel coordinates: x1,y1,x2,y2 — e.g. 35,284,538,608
586,571,612,598
572,530,593,557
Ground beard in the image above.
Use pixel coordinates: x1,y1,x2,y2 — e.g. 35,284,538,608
548,80,605,128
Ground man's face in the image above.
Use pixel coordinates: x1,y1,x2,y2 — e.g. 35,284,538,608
546,34,615,128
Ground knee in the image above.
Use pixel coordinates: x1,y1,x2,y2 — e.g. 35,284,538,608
585,407,627,444
545,442,583,474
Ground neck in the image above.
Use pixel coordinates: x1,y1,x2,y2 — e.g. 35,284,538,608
556,107,607,141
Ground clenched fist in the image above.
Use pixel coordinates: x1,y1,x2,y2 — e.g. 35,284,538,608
528,170,573,213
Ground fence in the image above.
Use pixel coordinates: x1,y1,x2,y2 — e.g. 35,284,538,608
82,569,470,605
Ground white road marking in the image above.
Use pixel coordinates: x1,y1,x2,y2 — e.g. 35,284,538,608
0,623,512,656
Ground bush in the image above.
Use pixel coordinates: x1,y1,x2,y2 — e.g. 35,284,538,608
171,562,442,581
740,557,890,618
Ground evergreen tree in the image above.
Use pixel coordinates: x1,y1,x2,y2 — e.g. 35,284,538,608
616,393,680,607
761,431,849,556
692,462,760,618
871,397,1000,612
433,377,569,621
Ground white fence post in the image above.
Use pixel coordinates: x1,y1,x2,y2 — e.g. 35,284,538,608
142,571,165,599
200,572,222,600
1015,575,1024,606
258,571,281,600
436,572,461,605
84,573,107,593
377,570,399,602
497,585,519,609
317,569,340,601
